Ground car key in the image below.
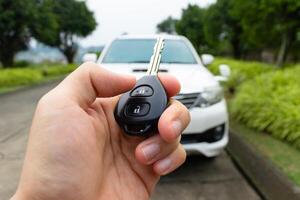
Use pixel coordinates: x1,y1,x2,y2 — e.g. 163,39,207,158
114,37,168,136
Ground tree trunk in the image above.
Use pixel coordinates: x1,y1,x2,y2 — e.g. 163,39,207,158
61,46,76,64
232,40,241,59
275,34,288,67
65,51,75,64
231,26,243,59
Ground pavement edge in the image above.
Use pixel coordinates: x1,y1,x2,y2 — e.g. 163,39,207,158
0,78,64,98
227,130,300,200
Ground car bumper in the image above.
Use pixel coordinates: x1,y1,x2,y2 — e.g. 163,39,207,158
182,128,229,157
181,99,229,157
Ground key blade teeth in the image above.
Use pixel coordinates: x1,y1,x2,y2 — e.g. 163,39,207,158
148,37,165,75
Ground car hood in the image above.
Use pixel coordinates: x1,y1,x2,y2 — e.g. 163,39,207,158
100,63,218,93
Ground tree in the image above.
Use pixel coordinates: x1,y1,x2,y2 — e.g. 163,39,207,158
157,16,177,34
204,0,243,58
0,0,57,67
52,0,97,63
231,0,300,66
175,4,208,54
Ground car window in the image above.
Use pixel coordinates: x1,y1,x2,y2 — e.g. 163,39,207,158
102,39,197,64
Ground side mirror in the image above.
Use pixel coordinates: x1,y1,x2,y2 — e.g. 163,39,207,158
82,53,97,63
201,54,214,66
219,64,231,77
214,64,231,82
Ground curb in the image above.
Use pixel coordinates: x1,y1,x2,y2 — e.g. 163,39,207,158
227,130,300,200
0,77,64,98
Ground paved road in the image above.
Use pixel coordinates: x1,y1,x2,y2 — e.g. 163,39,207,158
0,81,261,200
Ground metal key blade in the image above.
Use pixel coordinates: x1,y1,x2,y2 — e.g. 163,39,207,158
147,37,165,75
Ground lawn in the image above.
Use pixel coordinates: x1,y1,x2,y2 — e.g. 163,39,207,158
0,64,77,93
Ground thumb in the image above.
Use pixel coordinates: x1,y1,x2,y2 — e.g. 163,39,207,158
51,62,136,108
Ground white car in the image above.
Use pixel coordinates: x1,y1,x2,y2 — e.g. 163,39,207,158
84,34,230,157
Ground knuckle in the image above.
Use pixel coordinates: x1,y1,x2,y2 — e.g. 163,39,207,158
78,62,101,73
81,61,98,68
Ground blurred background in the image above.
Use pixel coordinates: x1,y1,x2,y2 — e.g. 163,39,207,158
0,0,300,199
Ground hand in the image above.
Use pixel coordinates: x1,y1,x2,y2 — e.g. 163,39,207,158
12,63,190,200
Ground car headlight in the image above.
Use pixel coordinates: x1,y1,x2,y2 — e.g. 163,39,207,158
194,86,224,108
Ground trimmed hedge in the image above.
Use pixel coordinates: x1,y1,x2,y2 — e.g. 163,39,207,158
41,65,77,77
209,58,273,93
0,68,43,88
231,65,300,148
0,64,76,89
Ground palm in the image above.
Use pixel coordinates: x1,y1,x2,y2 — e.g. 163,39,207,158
63,98,159,200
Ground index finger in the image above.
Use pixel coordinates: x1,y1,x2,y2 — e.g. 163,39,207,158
48,62,136,108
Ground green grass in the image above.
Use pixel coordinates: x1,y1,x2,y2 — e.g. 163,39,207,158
231,120,300,187
0,68,43,88
0,64,77,92
40,64,77,77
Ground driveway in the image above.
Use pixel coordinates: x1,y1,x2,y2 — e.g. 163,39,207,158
0,80,260,200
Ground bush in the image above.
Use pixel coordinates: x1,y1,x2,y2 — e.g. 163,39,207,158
13,60,31,68
0,64,77,89
41,64,76,77
230,65,300,148
0,68,43,88
209,58,273,93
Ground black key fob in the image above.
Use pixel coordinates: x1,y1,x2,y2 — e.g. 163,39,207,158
114,75,168,136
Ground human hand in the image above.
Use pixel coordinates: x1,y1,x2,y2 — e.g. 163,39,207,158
12,62,190,200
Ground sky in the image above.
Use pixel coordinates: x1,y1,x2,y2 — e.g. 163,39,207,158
80,0,215,47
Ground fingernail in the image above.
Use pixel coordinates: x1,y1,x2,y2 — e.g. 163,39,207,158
172,120,182,137
156,158,172,175
141,143,160,162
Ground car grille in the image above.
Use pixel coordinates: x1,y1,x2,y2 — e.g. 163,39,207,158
181,124,225,144
174,93,200,109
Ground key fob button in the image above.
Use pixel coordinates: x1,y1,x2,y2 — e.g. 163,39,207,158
125,103,150,117
131,86,153,97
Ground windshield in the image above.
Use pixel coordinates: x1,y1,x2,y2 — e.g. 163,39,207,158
102,39,197,64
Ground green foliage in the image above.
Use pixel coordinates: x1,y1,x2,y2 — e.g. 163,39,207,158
176,4,208,53
0,64,76,89
230,66,300,148
208,58,273,93
13,60,31,68
0,0,96,67
158,1,300,64
230,0,300,65
156,16,177,34
30,0,59,45
0,0,58,67
0,68,43,88
52,0,97,63
204,0,243,57
41,64,76,77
